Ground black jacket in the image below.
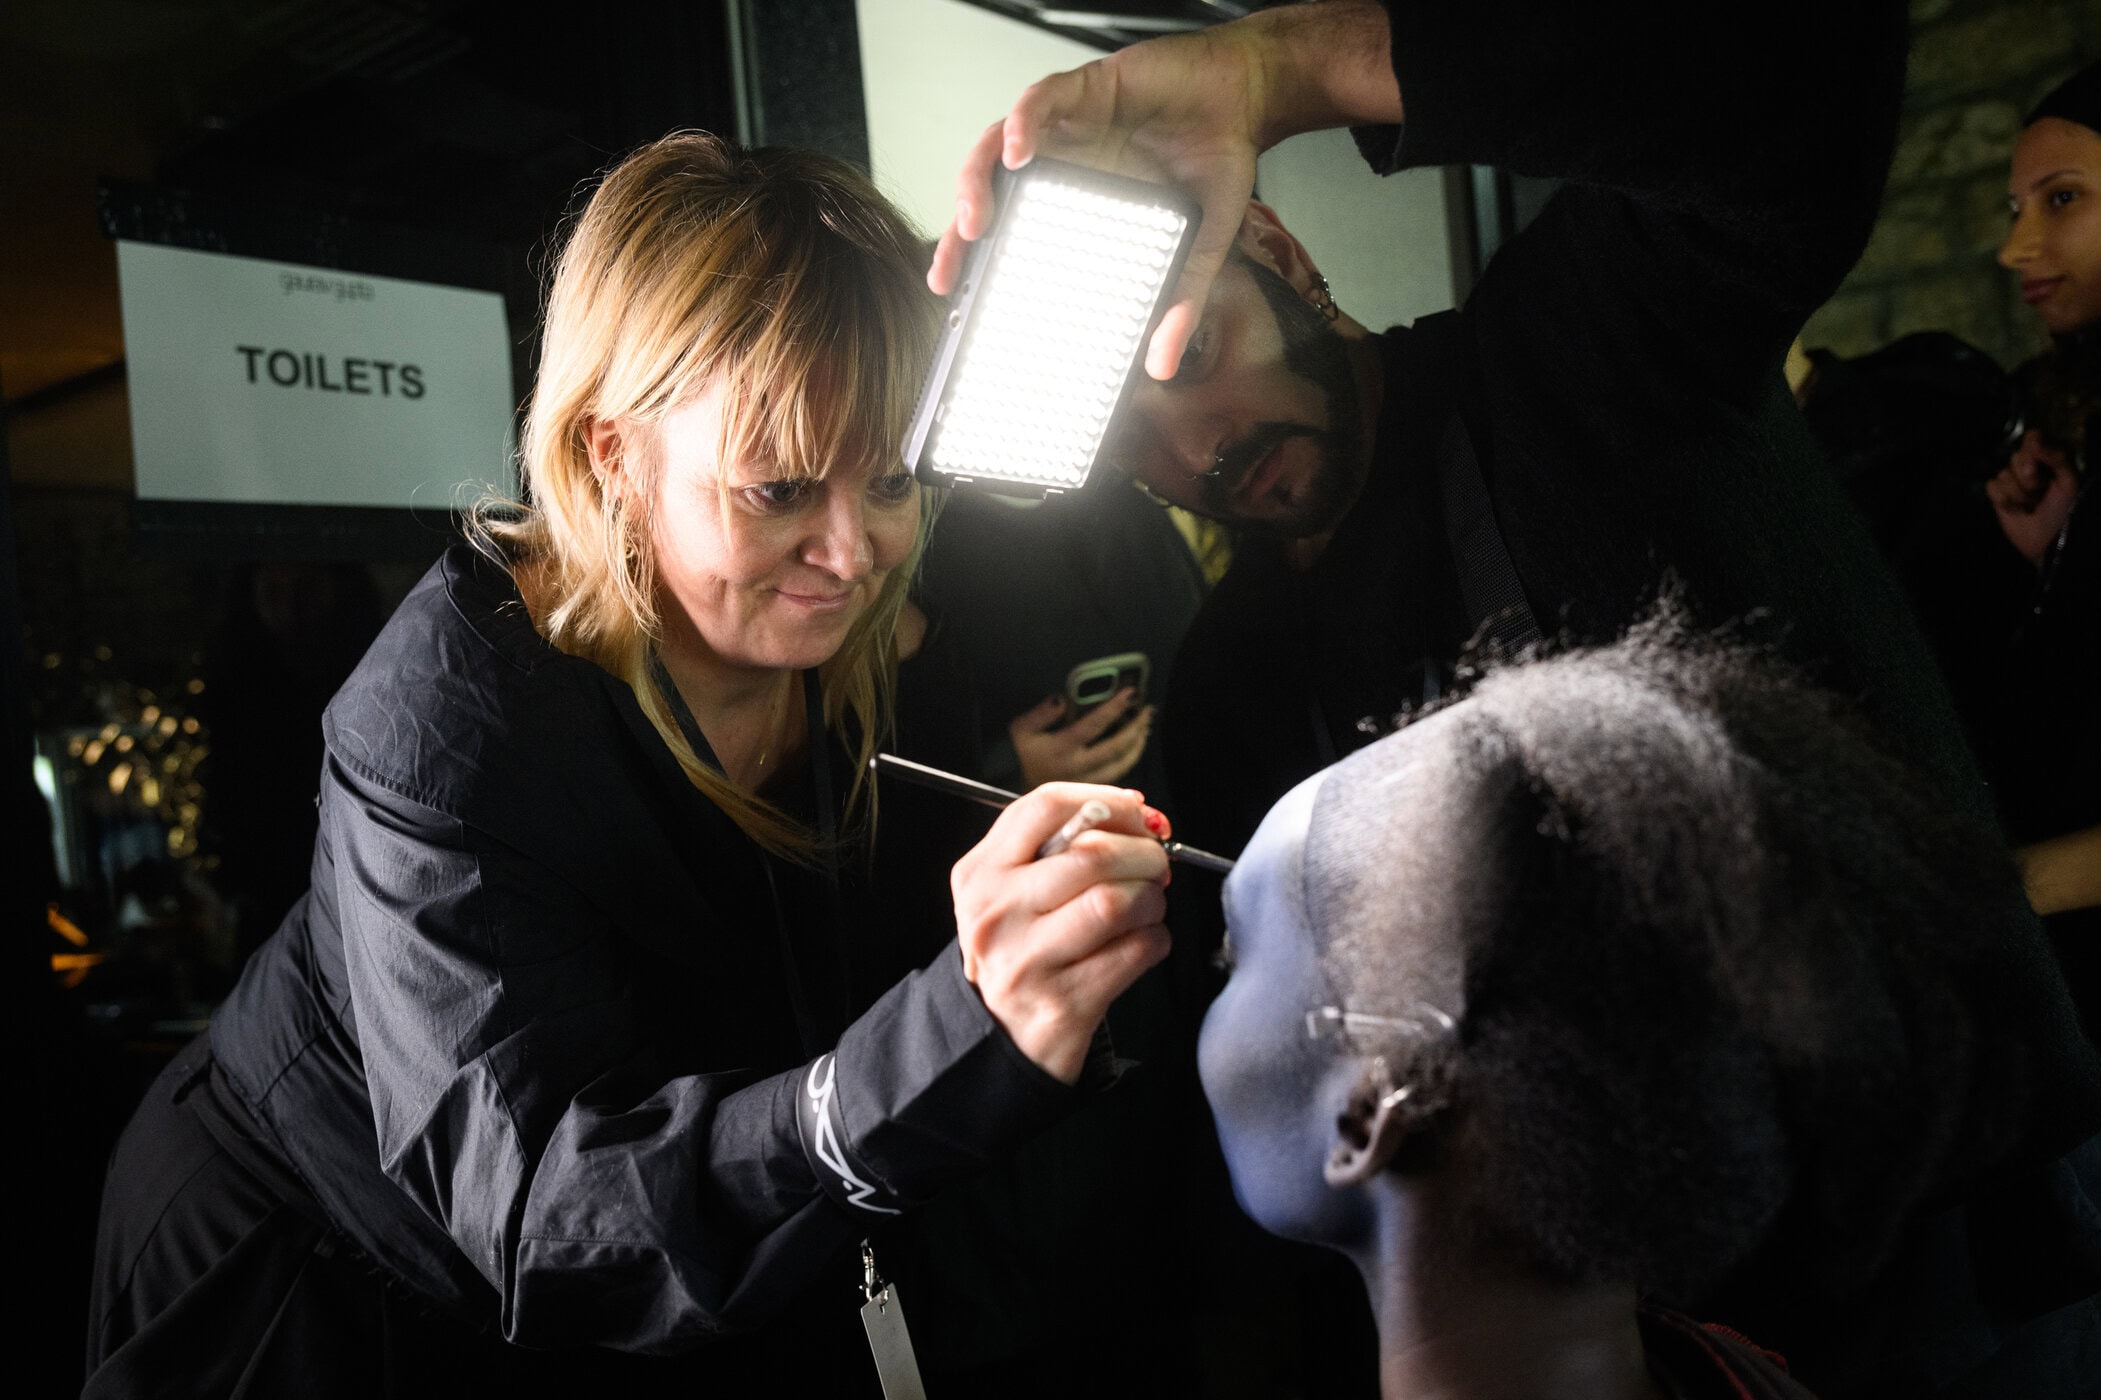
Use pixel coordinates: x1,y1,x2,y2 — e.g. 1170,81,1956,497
1163,0,2101,1392
207,545,1074,1359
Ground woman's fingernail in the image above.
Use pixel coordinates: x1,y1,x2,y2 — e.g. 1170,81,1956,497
1142,805,1170,838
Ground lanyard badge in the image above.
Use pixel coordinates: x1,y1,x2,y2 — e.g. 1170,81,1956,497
860,1241,927,1400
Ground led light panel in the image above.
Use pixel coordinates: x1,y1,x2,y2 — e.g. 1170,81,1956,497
905,159,1200,496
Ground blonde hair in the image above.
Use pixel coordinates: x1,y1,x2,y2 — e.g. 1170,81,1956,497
478,132,940,862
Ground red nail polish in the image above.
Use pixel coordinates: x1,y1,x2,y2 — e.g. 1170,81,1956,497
1142,806,1169,838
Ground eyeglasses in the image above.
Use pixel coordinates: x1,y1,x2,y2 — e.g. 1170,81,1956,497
1304,1003,1455,1047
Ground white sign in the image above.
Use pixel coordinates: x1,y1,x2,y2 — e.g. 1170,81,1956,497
116,240,516,508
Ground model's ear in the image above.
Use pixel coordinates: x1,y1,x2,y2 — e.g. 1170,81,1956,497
1234,198,1324,300
1324,1059,1434,1187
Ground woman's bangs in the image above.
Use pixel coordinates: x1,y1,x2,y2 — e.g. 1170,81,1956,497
712,242,934,482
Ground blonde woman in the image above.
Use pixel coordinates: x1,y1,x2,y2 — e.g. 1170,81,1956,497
84,135,1172,1399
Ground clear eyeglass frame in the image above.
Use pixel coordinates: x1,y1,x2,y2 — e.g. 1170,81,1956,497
1303,1003,1456,1050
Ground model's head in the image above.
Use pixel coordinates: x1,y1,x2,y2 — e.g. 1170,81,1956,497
1198,613,2032,1302
2001,62,2101,336
491,132,940,854
1109,201,1370,539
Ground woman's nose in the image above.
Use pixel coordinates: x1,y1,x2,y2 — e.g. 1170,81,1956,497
808,488,875,579
2000,205,2040,270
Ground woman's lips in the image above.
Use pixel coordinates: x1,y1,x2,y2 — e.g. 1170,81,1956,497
2024,276,2065,304
777,587,854,611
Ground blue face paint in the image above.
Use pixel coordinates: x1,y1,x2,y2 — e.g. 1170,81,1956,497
1197,709,1483,1250
1197,769,1374,1245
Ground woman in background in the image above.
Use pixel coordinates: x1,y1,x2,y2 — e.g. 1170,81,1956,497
1993,61,2101,1026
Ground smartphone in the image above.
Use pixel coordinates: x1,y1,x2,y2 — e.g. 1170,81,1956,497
1062,652,1149,732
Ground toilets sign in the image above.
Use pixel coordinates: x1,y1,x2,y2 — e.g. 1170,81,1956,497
117,241,514,508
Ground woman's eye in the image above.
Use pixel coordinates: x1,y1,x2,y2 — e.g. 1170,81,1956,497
2051,186,2081,210
746,479,811,510
869,471,916,503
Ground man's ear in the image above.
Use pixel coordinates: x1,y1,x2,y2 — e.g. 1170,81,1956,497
1324,1058,1434,1187
1234,199,1324,300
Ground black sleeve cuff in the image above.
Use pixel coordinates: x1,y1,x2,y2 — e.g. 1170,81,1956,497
793,943,1074,1217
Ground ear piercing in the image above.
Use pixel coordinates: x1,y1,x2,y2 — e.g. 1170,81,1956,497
1310,274,1340,321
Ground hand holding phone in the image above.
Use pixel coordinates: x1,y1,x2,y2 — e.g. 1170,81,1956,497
1008,652,1153,788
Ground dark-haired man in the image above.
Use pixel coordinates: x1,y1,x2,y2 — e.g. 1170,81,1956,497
933,0,1975,854
935,0,2101,1393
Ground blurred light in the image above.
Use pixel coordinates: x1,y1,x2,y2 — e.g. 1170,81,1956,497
48,904,90,948
906,159,1197,496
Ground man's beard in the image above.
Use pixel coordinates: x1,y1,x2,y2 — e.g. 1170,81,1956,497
1195,257,1366,539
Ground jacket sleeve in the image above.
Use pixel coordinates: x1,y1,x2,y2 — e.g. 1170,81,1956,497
322,752,1072,1354
1353,0,1907,398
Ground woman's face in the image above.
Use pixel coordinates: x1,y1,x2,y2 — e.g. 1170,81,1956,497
643,382,920,673
2000,117,2101,335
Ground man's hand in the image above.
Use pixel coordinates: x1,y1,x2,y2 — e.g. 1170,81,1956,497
1988,430,2081,568
1009,689,1153,788
928,0,1399,380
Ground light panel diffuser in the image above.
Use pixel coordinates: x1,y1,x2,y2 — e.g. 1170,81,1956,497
906,159,1200,496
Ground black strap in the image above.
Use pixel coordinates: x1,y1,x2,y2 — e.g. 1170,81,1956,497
1437,411,1542,653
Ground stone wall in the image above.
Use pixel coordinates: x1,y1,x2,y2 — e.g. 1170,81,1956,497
1801,0,2101,370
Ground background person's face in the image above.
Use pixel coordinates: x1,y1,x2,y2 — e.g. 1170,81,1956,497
1114,255,1365,538
647,382,920,672
2001,117,2101,334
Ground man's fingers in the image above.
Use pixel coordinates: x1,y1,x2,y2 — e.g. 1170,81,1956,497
1004,65,1094,170
958,119,1009,238
930,120,1011,293
1145,194,1239,378
928,227,967,296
